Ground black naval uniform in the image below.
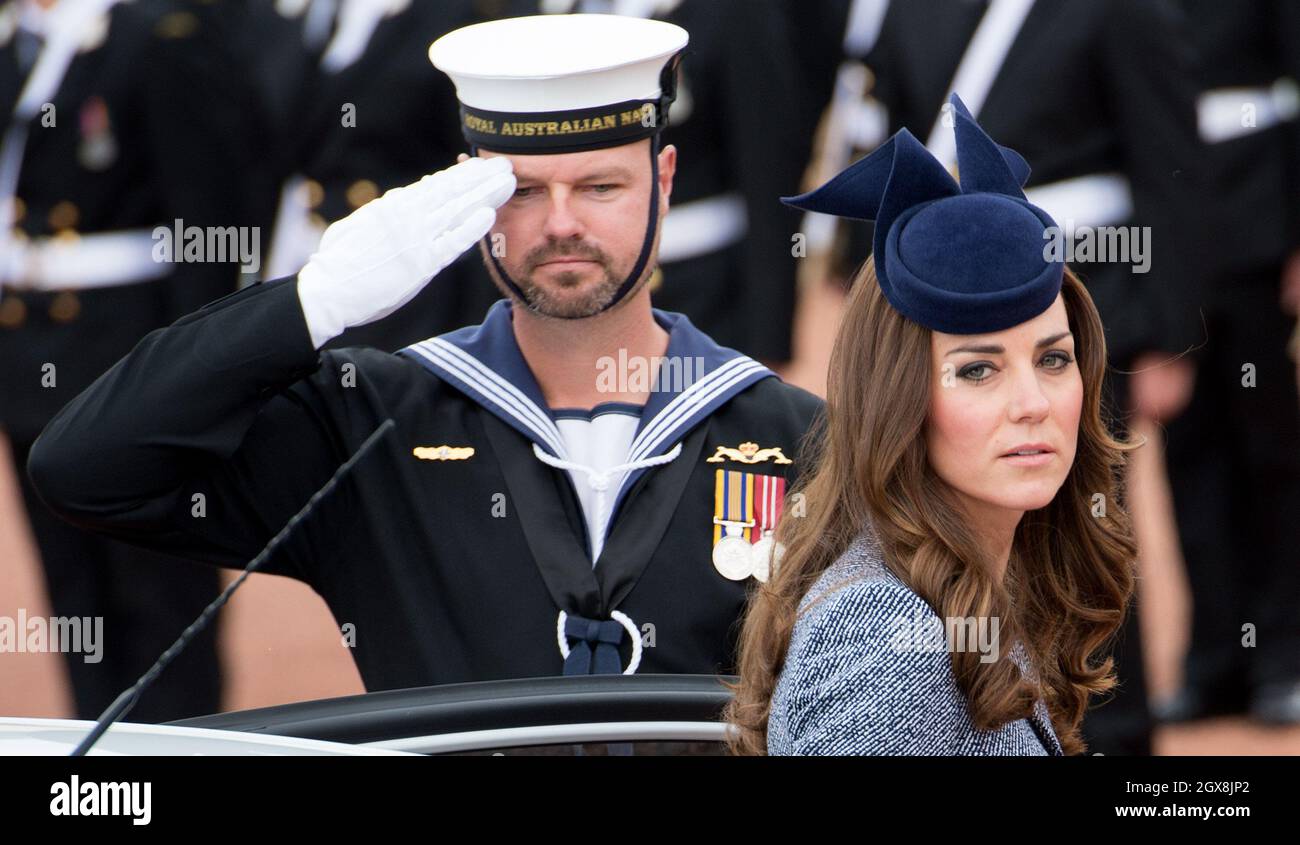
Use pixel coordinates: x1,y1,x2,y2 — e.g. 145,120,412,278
0,0,257,720
27,276,823,690
1160,0,1300,721
833,0,1214,754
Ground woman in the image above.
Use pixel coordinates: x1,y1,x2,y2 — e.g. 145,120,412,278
725,95,1137,756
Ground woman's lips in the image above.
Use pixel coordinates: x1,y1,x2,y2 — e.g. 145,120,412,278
998,444,1055,467
999,452,1054,467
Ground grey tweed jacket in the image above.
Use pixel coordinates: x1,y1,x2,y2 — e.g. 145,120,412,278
767,529,1064,756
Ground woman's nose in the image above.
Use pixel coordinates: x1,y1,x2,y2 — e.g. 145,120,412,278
1007,367,1051,423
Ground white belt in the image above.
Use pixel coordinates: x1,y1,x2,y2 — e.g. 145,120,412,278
264,175,326,281
925,0,1037,166
658,192,747,265
2,229,169,291
1024,172,1134,230
1197,78,1300,144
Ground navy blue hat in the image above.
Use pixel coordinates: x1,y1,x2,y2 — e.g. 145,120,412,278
783,94,1064,334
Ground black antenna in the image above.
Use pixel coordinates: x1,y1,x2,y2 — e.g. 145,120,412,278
70,418,397,756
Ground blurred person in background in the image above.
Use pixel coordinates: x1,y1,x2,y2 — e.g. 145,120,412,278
808,0,1215,755
1155,0,1300,725
0,0,261,720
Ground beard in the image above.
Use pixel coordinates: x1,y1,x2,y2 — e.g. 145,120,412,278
491,239,637,319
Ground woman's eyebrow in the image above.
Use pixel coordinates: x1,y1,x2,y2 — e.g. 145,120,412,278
1034,331,1073,348
944,331,1073,356
945,342,1002,356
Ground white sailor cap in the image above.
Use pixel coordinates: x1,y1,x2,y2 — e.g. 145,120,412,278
429,14,689,155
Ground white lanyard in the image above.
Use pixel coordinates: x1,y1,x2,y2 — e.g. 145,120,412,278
923,0,1035,169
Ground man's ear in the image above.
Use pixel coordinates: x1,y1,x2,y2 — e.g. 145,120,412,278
657,143,677,210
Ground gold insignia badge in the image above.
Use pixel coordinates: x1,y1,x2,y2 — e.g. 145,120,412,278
705,441,792,465
413,445,475,461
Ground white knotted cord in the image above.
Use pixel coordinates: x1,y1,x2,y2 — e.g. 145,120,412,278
556,609,643,675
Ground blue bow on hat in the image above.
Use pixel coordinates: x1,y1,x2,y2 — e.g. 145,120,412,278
783,94,1064,334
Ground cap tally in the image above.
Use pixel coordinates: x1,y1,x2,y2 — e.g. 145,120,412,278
429,14,688,155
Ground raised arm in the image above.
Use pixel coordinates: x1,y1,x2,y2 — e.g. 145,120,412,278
27,157,515,576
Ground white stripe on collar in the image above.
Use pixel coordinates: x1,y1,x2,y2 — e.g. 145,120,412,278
399,302,775,466
629,356,768,461
405,338,568,458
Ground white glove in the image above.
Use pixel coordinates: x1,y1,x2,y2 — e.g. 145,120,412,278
296,155,516,348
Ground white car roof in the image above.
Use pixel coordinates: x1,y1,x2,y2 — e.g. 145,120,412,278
0,717,416,756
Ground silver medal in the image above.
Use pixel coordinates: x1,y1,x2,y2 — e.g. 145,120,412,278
712,534,753,581
750,534,786,583
750,535,774,583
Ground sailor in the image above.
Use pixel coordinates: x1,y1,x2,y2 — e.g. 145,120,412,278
27,13,823,689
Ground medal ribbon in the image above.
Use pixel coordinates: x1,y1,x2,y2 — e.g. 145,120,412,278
753,474,786,541
713,469,756,544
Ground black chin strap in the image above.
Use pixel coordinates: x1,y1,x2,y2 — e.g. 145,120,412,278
479,135,661,314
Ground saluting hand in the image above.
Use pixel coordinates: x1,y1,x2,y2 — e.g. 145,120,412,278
296,156,516,349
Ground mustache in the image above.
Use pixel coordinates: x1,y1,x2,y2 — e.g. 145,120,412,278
525,241,610,271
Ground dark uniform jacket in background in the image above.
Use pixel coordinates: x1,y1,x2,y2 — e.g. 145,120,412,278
0,0,254,442
28,277,823,691
1183,0,1300,273
262,0,494,352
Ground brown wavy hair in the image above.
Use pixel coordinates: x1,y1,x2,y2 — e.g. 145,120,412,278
724,258,1137,756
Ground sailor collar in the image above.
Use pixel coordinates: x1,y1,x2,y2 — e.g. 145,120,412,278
401,298,773,456
399,298,774,510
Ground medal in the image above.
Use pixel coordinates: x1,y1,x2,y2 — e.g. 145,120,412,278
712,533,753,580
712,469,787,582
750,535,775,582
78,97,117,172
749,474,787,582
712,468,756,580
